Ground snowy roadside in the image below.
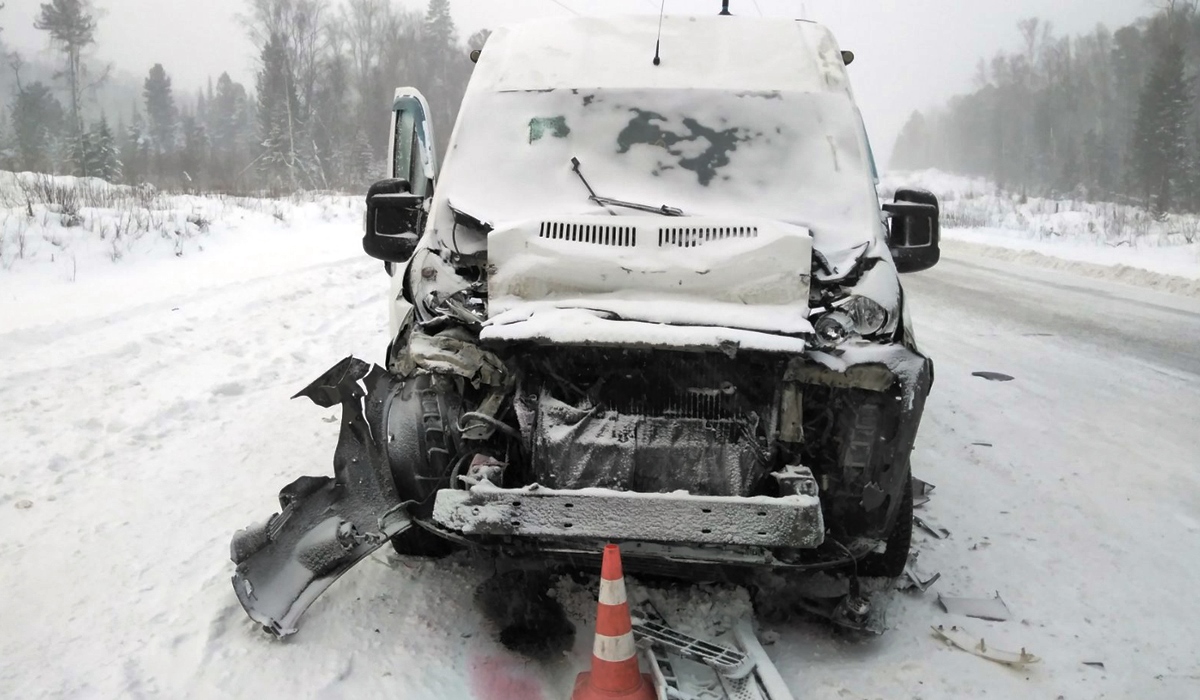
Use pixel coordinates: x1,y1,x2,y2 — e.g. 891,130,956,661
883,169,1200,296
0,171,366,331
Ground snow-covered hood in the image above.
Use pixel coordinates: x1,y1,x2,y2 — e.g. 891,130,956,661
425,16,884,262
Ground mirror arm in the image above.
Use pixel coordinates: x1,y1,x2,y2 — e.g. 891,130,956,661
882,201,938,217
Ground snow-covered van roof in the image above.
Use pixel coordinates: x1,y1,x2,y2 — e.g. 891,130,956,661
474,15,854,96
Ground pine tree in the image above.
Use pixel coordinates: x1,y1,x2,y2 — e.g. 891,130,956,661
1131,37,1192,215
34,0,97,174
122,108,152,185
143,63,179,183
83,115,122,182
257,32,304,190
891,111,930,170
423,0,461,162
179,114,208,188
210,73,251,190
11,81,65,173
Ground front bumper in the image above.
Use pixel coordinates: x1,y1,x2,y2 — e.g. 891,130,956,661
432,483,825,549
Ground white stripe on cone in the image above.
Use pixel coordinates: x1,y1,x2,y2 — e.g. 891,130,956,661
598,577,627,606
593,631,637,663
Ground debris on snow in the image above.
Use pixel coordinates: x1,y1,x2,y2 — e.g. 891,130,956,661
938,593,1012,622
972,371,1015,382
914,514,951,540
912,476,935,508
474,570,576,660
932,625,1040,668
899,553,941,593
14,499,33,510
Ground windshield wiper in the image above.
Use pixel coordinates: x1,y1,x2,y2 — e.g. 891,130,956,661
571,157,684,217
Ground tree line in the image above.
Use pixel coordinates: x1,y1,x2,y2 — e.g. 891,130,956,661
1,0,486,193
891,2,1200,216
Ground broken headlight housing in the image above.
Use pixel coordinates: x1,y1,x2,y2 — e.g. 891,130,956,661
814,311,855,347
812,296,892,349
840,295,889,337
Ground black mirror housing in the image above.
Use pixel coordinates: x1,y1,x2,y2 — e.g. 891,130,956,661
364,178,425,263
885,188,940,274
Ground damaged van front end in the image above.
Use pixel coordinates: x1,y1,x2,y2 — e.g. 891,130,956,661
230,14,941,637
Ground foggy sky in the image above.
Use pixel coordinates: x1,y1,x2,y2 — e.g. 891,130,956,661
2,0,1149,164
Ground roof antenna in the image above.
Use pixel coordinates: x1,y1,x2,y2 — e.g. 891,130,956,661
720,0,732,15
653,0,665,65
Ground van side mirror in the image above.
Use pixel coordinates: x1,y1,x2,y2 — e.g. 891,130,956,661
364,178,425,263
884,188,940,273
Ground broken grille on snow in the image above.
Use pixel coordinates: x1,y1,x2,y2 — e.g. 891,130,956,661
538,221,637,246
658,225,758,248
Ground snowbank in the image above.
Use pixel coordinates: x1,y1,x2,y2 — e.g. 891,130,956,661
0,172,366,331
882,169,1200,295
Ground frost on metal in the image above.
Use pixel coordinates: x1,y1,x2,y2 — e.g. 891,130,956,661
432,483,824,549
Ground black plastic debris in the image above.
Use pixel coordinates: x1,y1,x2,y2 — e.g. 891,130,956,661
972,371,1014,382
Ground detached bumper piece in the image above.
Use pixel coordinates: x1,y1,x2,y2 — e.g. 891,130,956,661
432,484,825,549
230,358,412,637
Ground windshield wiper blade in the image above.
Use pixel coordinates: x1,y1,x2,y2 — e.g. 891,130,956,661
571,157,684,217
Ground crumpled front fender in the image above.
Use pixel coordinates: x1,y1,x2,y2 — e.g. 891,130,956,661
229,357,415,637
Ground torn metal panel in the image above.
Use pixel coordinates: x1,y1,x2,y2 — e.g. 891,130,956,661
229,358,413,637
400,328,508,387
938,593,1011,622
784,358,894,391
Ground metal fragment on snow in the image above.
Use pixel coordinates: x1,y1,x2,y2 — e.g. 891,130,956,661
911,476,935,507
932,625,1039,668
938,592,1011,622
899,555,941,593
913,514,950,539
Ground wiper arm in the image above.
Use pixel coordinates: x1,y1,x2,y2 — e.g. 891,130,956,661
571,157,684,217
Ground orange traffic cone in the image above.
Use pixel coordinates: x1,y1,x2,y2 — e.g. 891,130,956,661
571,544,656,700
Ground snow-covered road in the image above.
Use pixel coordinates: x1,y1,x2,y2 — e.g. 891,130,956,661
2,235,1198,699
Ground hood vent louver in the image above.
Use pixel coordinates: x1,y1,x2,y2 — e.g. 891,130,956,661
539,221,636,247
658,225,759,248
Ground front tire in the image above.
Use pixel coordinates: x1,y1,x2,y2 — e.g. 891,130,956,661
857,473,913,578
390,525,458,558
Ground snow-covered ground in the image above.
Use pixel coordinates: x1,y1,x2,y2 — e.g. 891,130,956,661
2,180,1200,699
883,170,1200,296
0,172,365,331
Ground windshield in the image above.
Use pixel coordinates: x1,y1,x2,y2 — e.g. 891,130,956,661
433,88,883,254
